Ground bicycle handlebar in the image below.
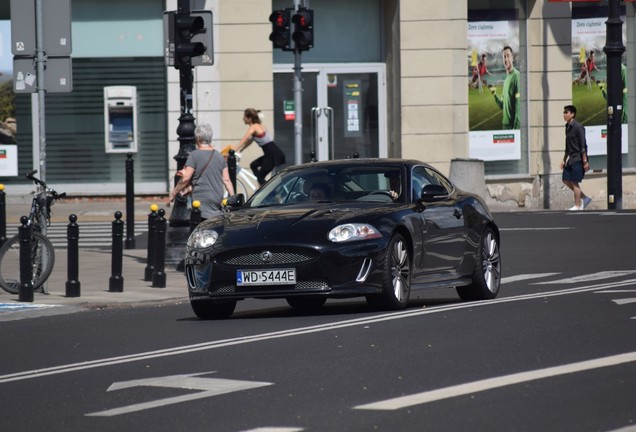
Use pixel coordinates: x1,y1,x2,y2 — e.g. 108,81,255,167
26,170,46,188
25,170,66,200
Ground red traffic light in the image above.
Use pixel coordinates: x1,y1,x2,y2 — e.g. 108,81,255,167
292,7,313,51
269,11,290,28
269,9,292,51
292,11,312,29
269,11,289,27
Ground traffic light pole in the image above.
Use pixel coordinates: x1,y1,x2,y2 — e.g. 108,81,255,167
293,48,303,165
167,0,197,267
603,0,624,210
293,0,302,165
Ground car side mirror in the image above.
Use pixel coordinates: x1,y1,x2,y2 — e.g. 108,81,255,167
225,193,245,209
420,184,448,202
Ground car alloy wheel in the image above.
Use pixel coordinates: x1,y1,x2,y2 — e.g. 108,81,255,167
367,233,411,310
457,226,501,301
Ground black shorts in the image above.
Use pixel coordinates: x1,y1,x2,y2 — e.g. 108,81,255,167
562,161,584,183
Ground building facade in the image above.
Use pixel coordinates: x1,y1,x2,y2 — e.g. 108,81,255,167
1,0,634,209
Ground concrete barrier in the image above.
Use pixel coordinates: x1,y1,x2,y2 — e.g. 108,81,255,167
449,158,488,199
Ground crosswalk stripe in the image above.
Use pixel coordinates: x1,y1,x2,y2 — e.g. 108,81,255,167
5,223,148,249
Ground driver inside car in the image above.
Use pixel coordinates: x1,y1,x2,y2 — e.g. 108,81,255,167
309,182,332,201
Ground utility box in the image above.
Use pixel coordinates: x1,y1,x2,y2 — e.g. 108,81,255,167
104,86,138,153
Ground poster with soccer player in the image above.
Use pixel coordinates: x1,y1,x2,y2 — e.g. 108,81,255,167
0,20,18,176
467,19,521,161
572,12,627,156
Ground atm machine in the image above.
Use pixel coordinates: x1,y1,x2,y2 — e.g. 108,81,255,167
104,86,138,153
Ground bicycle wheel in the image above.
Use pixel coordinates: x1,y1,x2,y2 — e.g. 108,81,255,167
235,177,250,200
0,232,55,294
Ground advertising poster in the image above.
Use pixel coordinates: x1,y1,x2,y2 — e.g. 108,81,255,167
571,14,628,155
467,19,521,161
0,19,18,177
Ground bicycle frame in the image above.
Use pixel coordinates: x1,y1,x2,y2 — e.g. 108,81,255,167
0,170,65,294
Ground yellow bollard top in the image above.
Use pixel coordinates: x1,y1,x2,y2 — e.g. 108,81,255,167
150,203,159,212
192,200,201,209
0,184,4,192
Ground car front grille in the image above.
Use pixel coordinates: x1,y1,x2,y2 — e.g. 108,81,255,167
218,248,318,266
211,279,329,293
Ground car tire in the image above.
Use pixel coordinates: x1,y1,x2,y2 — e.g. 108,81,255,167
286,296,327,313
457,226,501,301
190,300,237,320
366,233,411,310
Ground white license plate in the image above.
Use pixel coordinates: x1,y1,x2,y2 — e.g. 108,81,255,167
236,269,296,286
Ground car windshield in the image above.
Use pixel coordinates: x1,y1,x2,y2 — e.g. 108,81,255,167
247,165,405,207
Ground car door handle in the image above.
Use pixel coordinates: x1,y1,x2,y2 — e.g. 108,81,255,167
453,208,462,219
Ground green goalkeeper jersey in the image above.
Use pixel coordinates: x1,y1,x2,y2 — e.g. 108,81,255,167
494,67,521,129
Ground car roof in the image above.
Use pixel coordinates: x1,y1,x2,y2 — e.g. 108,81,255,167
282,158,431,173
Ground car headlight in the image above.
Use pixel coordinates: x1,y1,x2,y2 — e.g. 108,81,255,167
188,229,219,249
328,223,382,243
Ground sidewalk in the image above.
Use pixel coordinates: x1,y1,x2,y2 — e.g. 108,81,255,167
0,196,190,316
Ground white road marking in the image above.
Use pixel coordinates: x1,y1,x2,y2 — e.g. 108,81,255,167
86,372,272,417
535,271,636,285
595,290,636,293
0,303,57,311
607,425,636,432
612,298,636,305
240,429,303,432
501,273,559,284
1,278,635,385
499,227,572,231
354,351,636,411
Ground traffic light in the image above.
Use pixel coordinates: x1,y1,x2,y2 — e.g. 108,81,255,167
174,12,205,68
269,9,292,51
292,7,314,52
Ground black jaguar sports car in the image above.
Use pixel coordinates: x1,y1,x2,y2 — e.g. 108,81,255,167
184,158,501,319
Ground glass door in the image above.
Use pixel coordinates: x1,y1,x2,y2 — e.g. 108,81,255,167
273,64,386,164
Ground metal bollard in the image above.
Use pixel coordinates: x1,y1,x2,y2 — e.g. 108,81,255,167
109,211,124,292
228,149,237,193
0,184,6,247
65,214,81,297
144,204,159,281
125,152,136,249
176,200,201,272
190,200,201,233
152,208,167,288
18,216,33,302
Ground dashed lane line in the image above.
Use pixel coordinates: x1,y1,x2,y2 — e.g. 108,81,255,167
501,273,560,284
535,271,636,285
354,351,636,410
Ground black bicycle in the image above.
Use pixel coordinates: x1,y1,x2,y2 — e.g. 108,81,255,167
0,170,65,294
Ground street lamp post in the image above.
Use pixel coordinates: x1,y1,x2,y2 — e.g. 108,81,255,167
603,0,625,210
166,0,201,267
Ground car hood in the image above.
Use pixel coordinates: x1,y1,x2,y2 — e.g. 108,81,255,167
197,203,396,243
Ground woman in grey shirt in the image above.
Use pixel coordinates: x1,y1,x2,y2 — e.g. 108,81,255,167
169,123,235,219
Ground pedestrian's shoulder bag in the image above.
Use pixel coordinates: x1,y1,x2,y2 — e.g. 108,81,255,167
180,151,215,197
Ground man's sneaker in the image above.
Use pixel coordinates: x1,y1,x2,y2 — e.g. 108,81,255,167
568,204,583,211
583,197,592,209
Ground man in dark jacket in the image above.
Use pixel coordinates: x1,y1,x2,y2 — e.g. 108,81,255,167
560,105,591,211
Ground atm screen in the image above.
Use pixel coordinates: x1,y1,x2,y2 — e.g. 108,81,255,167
109,111,134,147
